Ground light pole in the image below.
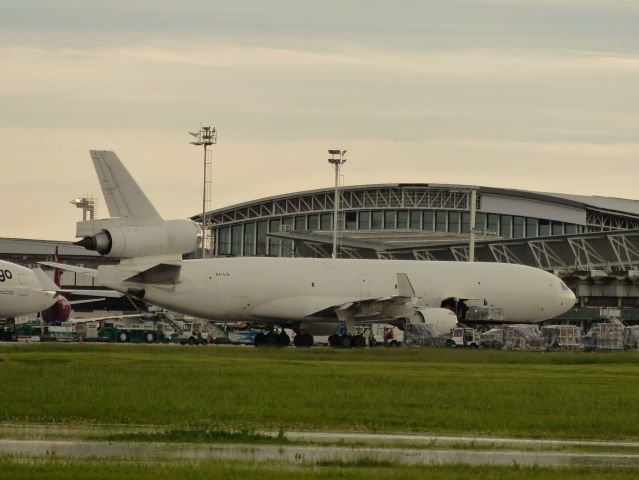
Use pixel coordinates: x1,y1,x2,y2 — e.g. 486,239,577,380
328,149,347,259
189,126,217,258
469,188,477,262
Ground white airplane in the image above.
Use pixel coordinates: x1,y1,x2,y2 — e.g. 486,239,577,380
0,260,57,319
44,151,576,347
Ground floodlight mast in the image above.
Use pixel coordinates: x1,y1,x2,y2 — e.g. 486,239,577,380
469,188,477,262
70,196,97,221
328,149,347,259
189,126,217,259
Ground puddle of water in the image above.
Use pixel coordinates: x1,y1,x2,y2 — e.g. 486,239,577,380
2,439,639,467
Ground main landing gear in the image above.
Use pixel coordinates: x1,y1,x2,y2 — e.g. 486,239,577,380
293,332,314,347
327,333,366,348
254,329,290,347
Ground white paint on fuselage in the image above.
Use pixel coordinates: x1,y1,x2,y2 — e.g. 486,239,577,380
100,257,575,325
0,260,57,319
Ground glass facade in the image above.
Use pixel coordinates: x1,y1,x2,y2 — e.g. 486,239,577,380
215,208,585,256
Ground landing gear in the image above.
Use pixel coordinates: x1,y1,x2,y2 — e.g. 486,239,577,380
293,332,314,347
352,334,366,348
327,333,366,348
254,329,290,347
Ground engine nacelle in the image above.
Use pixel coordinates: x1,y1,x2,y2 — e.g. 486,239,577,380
411,308,458,336
75,219,199,258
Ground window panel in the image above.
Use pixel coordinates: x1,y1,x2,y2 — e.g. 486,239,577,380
499,215,511,238
410,211,421,229
372,211,383,230
294,216,306,231
435,211,447,232
396,210,408,229
243,223,255,256
359,211,370,229
513,216,524,239
539,220,550,237
307,215,319,230
384,210,396,229
461,212,471,234
231,224,242,256
448,211,460,233
423,211,434,231
320,213,332,230
256,221,267,256
218,227,230,255
345,211,357,230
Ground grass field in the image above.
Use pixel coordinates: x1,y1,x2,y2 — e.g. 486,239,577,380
1,457,639,480
1,344,639,439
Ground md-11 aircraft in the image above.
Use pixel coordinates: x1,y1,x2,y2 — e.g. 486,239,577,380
44,151,576,347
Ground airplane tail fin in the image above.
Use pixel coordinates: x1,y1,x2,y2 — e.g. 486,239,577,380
90,150,162,223
32,267,59,293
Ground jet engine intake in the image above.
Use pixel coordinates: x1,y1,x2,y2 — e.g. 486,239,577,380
411,307,458,336
75,219,199,258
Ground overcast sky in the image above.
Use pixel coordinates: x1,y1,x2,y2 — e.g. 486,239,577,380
1,0,639,240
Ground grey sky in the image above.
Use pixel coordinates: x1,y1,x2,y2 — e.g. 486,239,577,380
1,0,639,240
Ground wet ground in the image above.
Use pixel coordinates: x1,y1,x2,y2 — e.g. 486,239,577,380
2,424,639,467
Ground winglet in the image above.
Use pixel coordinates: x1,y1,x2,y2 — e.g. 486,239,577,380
90,150,162,222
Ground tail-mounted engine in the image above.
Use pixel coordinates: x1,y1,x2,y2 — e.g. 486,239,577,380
75,219,199,258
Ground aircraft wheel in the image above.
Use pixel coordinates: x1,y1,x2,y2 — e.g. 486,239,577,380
254,332,267,347
340,335,353,348
276,332,290,347
118,331,129,343
304,334,314,347
144,332,155,344
266,332,278,347
352,335,366,348
294,333,313,347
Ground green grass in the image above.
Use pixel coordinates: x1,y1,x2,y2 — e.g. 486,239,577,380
1,344,639,439
1,456,639,480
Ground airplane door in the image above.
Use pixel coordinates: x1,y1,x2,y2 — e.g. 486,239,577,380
359,275,370,298
17,274,28,296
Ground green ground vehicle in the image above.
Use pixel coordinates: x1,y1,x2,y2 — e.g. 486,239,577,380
98,321,177,344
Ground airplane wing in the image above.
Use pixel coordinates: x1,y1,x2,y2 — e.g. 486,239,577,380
306,273,418,324
90,151,162,222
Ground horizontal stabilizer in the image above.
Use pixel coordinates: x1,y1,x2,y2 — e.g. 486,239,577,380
90,150,162,222
124,263,181,285
39,262,97,278
62,289,123,299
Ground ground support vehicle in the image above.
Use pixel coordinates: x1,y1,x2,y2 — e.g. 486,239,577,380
0,318,18,342
172,319,211,345
98,320,176,344
446,327,480,348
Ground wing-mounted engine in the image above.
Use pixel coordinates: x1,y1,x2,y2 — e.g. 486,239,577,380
410,307,458,336
75,219,199,259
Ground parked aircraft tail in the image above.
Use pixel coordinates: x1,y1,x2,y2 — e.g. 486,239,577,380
73,151,199,261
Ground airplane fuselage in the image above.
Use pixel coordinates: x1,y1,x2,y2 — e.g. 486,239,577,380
0,260,57,319
98,257,575,325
